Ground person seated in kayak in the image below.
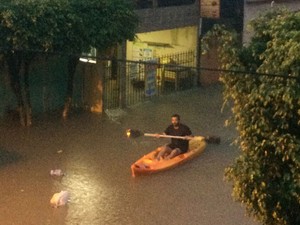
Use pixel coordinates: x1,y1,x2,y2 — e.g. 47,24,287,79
156,114,193,160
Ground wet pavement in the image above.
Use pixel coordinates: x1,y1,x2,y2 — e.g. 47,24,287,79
0,84,259,225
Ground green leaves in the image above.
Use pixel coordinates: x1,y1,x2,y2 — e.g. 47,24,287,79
0,0,138,54
202,8,300,225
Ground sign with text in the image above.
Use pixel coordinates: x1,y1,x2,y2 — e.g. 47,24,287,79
200,0,220,19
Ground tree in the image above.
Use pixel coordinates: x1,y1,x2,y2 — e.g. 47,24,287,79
202,8,300,225
0,0,53,126
0,0,138,125
59,0,138,118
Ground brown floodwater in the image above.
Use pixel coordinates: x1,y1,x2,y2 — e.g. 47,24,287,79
0,85,259,225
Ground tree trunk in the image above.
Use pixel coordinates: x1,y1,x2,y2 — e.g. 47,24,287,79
6,52,25,126
62,56,79,119
23,58,32,126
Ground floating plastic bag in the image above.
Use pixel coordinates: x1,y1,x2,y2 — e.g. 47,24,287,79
50,191,70,208
50,169,64,176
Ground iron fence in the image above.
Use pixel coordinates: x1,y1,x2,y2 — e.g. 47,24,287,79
0,50,198,118
103,50,197,109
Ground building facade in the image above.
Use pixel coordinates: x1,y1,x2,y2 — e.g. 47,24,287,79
127,1,200,64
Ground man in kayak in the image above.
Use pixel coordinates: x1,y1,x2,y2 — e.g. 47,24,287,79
156,114,193,160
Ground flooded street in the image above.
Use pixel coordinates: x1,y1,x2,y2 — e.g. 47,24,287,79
0,84,259,225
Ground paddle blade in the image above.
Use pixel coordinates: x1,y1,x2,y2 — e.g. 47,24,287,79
126,129,143,138
205,136,221,144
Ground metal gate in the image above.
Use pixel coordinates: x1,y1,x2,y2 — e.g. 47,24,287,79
103,50,197,109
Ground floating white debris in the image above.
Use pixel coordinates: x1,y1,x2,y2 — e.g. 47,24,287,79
50,169,64,176
50,191,70,208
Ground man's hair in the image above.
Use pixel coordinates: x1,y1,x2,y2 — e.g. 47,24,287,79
172,114,180,120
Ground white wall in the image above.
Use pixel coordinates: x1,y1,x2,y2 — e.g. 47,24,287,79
127,26,198,61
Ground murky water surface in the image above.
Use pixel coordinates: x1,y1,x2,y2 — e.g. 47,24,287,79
0,85,259,225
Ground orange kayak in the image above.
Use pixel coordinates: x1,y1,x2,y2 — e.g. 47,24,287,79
131,136,207,177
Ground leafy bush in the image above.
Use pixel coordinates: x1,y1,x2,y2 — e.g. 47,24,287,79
202,8,300,225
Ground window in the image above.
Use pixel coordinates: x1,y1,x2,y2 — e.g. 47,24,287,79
134,0,196,9
157,0,196,7
134,0,153,9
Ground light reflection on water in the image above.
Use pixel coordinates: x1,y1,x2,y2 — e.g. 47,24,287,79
0,86,259,225
59,153,117,225
63,173,114,224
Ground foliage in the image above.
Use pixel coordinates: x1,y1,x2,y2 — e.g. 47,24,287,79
202,8,300,225
0,0,138,125
0,0,138,54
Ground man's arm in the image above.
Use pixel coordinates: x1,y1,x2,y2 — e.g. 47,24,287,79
184,125,193,139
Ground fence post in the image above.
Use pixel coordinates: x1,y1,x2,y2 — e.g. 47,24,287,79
119,42,127,108
197,18,203,86
119,62,126,109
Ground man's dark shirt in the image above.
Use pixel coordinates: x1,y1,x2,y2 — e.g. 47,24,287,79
164,123,192,153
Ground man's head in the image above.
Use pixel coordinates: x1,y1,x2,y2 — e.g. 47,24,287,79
171,114,180,127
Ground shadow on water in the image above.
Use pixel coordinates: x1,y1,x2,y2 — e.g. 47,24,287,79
0,148,22,167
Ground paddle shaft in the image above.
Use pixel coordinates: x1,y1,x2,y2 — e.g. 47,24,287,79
144,133,193,140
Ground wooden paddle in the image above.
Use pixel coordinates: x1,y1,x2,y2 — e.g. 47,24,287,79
126,129,221,144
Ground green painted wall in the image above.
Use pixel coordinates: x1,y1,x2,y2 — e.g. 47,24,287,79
0,56,84,119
